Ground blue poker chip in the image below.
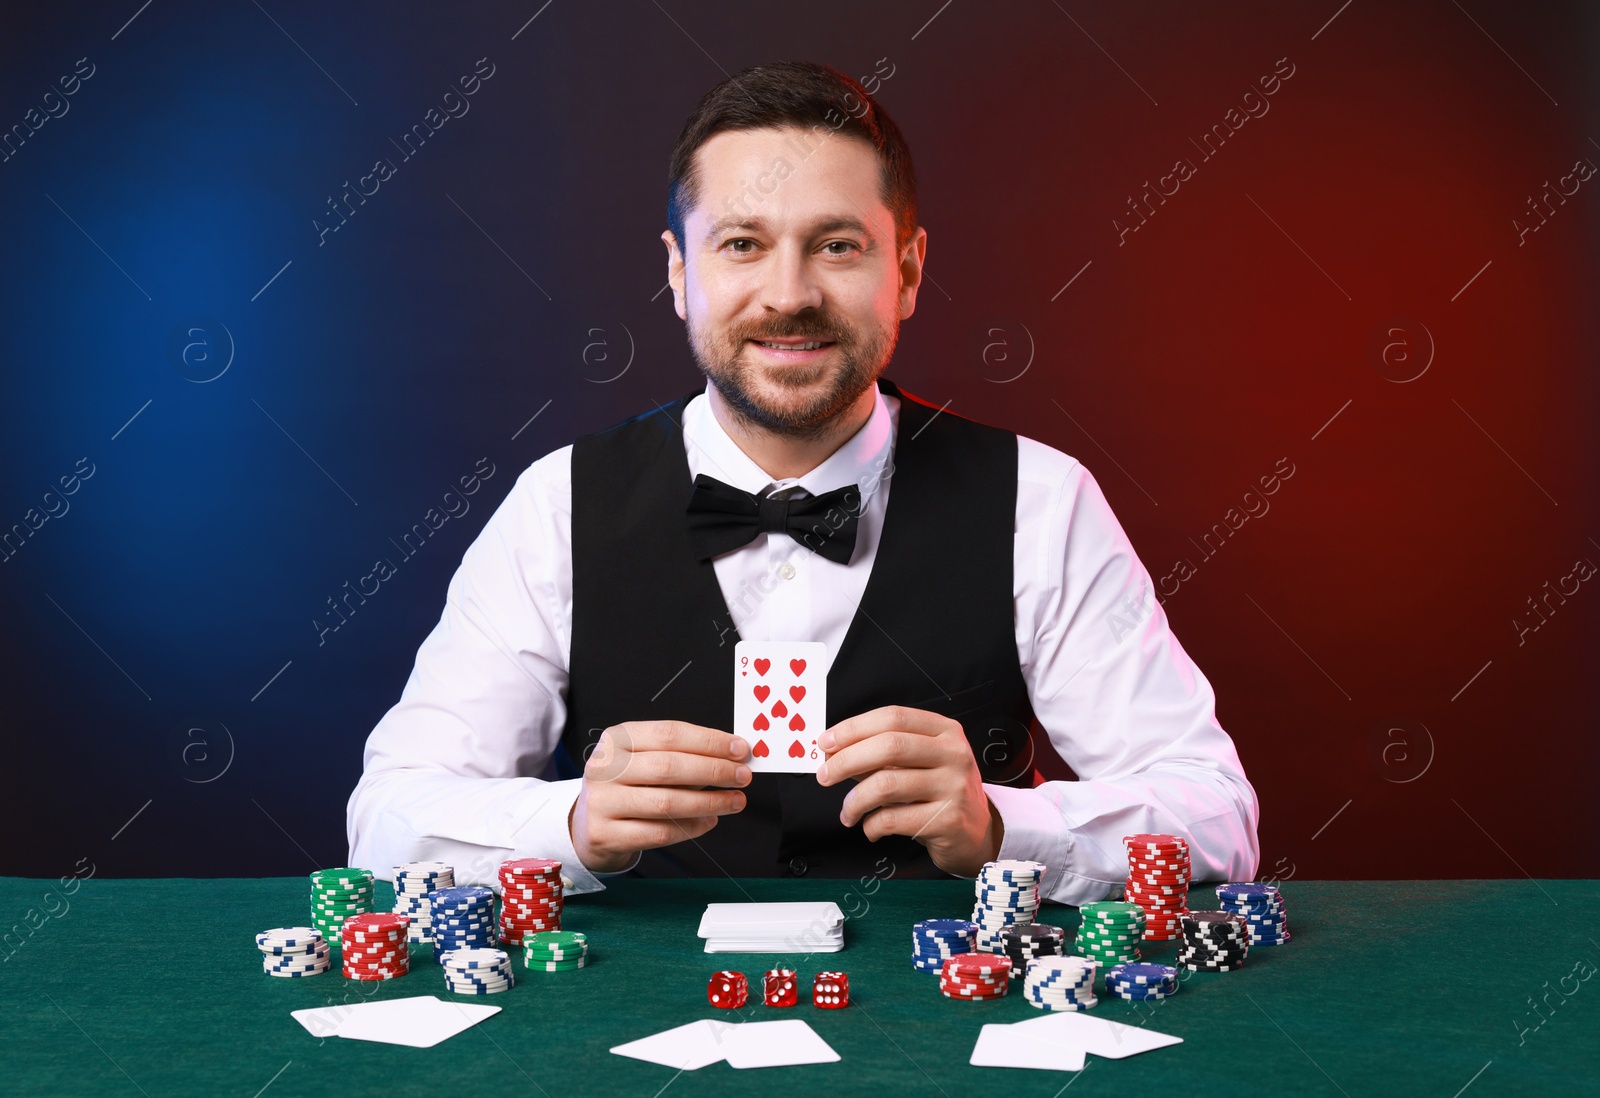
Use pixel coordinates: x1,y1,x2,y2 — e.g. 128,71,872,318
917,919,978,933
1100,973,1177,992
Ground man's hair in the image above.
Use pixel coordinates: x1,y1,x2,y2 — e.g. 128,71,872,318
666,60,918,258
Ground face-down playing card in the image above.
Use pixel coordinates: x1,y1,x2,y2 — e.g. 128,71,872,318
734,641,827,773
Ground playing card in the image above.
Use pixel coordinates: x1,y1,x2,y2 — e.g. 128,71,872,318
610,1019,736,1070
1009,1012,1184,1059
290,996,500,1049
734,641,828,773
721,1019,841,1069
969,1023,1086,1071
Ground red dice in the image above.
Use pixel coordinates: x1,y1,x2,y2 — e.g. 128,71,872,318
707,970,748,1008
813,971,849,1008
763,968,798,1007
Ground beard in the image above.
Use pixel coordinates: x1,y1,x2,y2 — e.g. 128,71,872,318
687,303,898,442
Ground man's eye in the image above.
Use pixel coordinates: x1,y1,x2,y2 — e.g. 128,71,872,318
823,241,859,255
725,239,755,253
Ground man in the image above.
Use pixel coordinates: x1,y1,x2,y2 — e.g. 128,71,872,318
348,61,1259,903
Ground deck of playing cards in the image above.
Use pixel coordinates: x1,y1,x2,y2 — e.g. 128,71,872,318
734,641,828,773
697,902,845,953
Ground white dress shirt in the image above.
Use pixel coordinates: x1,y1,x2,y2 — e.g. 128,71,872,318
347,382,1260,904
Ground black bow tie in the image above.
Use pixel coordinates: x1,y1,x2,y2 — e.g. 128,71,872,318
685,474,863,565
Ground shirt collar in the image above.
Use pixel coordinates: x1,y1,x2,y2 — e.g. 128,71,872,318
683,380,894,507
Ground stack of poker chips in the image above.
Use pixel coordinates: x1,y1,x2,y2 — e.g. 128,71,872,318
1177,910,1250,972
971,859,1045,952
1023,956,1098,1011
997,923,1066,978
1215,882,1290,946
523,930,588,971
309,867,374,951
439,947,515,995
763,968,799,1007
340,912,410,980
1075,901,1145,966
427,885,496,963
940,953,1012,1000
1104,962,1181,1001
707,970,749,1008
911,918,977,972
393,861,454,944
1122,833,1191,941
497,858,563,945
812,972,849,1009
257,927,329,978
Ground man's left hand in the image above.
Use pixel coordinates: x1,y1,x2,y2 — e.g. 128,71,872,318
817,705,1002,876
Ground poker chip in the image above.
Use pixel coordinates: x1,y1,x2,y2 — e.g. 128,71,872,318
940,953,1011,1000
1177,910,1250,972
257,926,331,977
1024,956,1097,1011
340,912,411,980
394,861,454,944
1104,962,1180,1000
497,858,564,946
911,918,977,972
764,968,799,1007
1075,901,1145,966
999,923,1066,977
971,860,1045,953
440,947,515,994
522,930,588,971
309,868,375,951
1121,834,1191,942
813,971,849,1009
1215,882,1291,946
426,885,496,963
708,970,749,1008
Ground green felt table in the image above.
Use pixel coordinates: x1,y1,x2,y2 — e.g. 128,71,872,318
2,877,1597,1097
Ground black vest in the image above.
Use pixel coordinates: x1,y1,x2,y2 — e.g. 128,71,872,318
562,377,1036,878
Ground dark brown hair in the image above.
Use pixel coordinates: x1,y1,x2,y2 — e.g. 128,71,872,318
666,60,918,256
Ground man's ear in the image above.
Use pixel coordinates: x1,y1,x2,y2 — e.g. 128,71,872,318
897,225,927,321
661,229,687,321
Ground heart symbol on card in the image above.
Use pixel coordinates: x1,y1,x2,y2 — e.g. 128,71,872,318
788,740,805,758
771,700,788,718
752,739,769,758
753,659,771,676
753,713,770,731
789,659,807,676
753,685,770,703
789,714,805,731
789,686,806,702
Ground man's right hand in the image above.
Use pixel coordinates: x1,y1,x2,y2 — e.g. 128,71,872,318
568,720,751,873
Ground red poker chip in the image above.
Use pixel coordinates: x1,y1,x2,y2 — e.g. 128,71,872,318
344,913,408,930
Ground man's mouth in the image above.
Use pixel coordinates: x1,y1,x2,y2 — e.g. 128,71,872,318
749,338,835,353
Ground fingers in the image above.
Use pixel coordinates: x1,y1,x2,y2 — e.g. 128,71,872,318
616,720,750,761
838,766,946,827
819,705,949,756
600,815,722,852
612,750,752,790
589,784,747,821
819,724,961,786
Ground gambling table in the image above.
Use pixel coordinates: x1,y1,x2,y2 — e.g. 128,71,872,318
4,876,1596,1096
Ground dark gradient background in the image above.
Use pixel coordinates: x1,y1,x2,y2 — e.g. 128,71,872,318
0,1,1595,883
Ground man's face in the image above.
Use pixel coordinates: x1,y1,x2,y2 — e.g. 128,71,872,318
664,125,926,439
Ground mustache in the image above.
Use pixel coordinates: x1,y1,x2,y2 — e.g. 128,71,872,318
738,321,848,343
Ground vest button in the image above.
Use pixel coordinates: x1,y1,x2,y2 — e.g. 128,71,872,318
788,856,809,877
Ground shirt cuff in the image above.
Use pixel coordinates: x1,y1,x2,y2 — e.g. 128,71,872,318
507,777,614,895
984,783,1121,907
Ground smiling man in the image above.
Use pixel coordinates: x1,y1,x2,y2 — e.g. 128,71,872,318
348,61,1259,902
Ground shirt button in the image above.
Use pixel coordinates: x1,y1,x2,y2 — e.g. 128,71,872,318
788,856,809,877
779,562,797,580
